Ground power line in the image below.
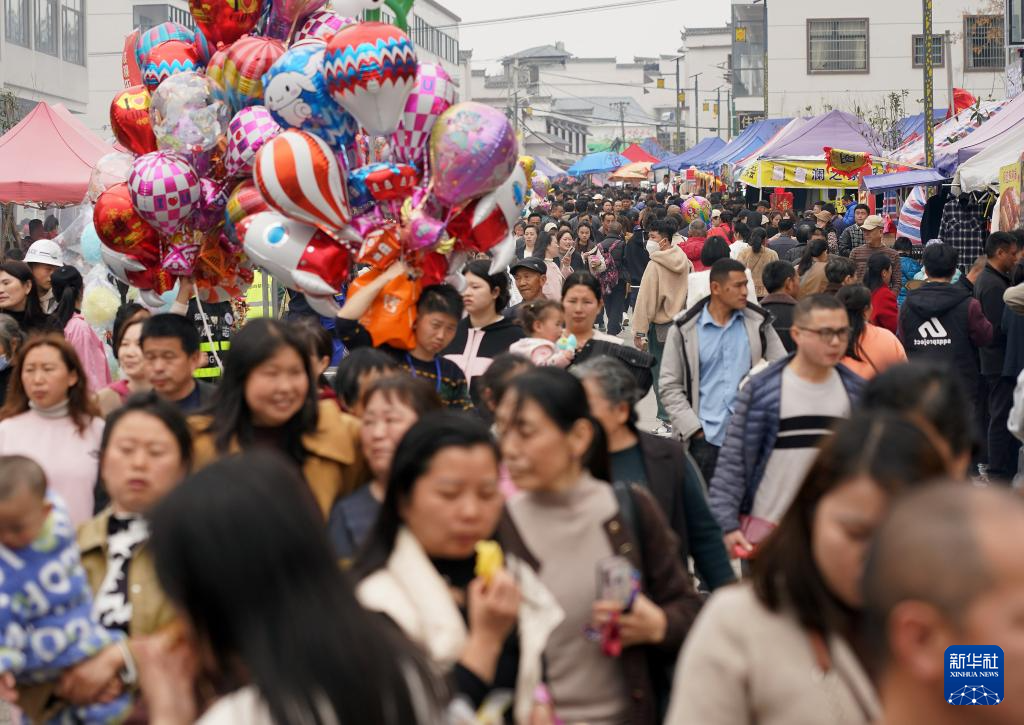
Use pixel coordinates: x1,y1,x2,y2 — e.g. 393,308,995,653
434,0,681,30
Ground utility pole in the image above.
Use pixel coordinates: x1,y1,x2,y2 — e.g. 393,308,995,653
762,0,768,117
944,29,954,115
923,0,935,168
690,72,702,145
611,101,629,148
675,56,682,153
511,57,520,135
716,87,721,138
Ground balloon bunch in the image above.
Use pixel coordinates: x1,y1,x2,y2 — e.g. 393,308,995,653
92,0,530,347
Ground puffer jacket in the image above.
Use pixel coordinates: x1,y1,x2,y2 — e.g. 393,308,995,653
708,354,864,533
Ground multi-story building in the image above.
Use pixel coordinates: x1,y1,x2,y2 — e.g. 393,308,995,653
674,25,733,150
731,0,1006,121
0,0,89,115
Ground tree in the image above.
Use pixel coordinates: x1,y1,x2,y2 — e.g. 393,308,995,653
0,90,20,252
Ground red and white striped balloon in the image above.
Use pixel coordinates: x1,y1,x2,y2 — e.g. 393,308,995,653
253,129,352,236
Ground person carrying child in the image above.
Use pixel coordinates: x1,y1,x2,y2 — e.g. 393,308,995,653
509,299,577,368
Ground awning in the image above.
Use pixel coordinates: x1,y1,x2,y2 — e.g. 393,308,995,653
653,136,727,171
860,169,947,192
567,151,628,176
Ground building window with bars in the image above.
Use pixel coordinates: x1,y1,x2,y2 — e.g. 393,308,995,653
6,0,31,46
806,18,869,74
35,0,59,55
62,0,84,64
912,34,944,68
964,14,1004,71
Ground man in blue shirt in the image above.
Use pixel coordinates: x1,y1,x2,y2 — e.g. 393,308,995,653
660,259,787,484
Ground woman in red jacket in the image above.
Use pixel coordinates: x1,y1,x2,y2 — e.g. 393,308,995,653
864,253,899,334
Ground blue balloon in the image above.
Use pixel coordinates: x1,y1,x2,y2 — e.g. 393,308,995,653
81,222,102,265
261,42,358,154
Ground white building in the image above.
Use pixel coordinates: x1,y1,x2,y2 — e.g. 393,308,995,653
750,0,1005,119
84,0,466,138
674,25,733,151
0,0,89,114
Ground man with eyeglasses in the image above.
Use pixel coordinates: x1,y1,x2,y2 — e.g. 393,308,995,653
709,294,864,559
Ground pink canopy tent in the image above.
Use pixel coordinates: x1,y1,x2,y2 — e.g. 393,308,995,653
0,102,115,205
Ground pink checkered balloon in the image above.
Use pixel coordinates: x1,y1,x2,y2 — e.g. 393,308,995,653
128,151,201,236
294,10,357,45
391,63,457,167
225,106,282,178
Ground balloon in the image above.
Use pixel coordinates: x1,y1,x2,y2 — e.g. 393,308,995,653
87,152,134,203
265,0,328,40
243,211,351,316
206,46,230,104
487,234,516,276
347,162,420,207
253,130,354,239
447,166,527,253
681,195,712,225
404,208,446,253
225,106,282,178
224,178,270,244
142,40,202,91
110,86,158,155
150,71,229,155
93,182,161,255
82,284,120,329
221,36,286,114
531,171,551,199
161,229,202,275
193,177,231,231
80,222,103,265
390,62,456,167
294,10,357,44
189,0,261,49
323,22,418,136
519,155,535,183
192,30,212,64
430,102,518,208
136,22,193,70
356,223,401,269
128,152,202,235
262,42,358,153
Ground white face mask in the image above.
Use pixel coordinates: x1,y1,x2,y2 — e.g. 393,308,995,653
646,240,662,254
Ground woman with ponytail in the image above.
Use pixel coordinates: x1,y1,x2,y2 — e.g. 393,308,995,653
495,368,701,724
49,266,111,393
737,227,780,299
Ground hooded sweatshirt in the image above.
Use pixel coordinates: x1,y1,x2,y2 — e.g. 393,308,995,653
444,316,525,404
898,282,993,402
631,245,692,333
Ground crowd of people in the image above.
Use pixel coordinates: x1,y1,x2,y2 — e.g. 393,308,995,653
0,178,1022,725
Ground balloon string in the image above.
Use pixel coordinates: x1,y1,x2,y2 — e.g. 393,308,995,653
193,288,224,373
286,12,302,46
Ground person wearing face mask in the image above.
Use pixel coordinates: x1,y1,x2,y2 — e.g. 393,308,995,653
328,377,442,563
0,335,104,526
190,319,365,519
632,220,692,436
0,314,25,406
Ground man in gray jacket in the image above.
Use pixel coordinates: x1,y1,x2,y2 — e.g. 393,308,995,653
660,258,787,485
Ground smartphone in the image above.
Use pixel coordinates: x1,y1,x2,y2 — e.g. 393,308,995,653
596,556,640,611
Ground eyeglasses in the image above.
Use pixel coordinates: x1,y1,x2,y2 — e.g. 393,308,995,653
795,326,852,343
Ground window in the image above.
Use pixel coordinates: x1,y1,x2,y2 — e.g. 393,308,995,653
964,15,1004,71
35,0,59,55
62,0,84,64
6,0,31,46
912,34,944,68
132,4,195,33
807,18,869,74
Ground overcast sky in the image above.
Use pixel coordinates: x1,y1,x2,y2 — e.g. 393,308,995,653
440,0,731,72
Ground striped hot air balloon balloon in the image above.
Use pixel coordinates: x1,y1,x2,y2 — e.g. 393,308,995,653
253,130,353,239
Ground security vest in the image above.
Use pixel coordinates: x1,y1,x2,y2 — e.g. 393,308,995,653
188,298,233,381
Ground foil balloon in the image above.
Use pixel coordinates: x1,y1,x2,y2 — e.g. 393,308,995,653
128,151,202,236
93,182,162,256
519,155,535,183
110,86,158,155
189,0,261,49
681,195,712,225
225,106,282,178
404,209,447,253
243,211,351,316
136,22,194,70
253,130,354,238
347,162,420,207
488,234,516,276
224,178,270,245
531,171,551,199
221,36,286,114
323,22,418,136
161,229,202,275
206,46,229,104
87,152,135,203
294,10,357,44
150,71,229,155
192,30,212,64
430,102,518,208
265,0,328,40
142,40,202,91
357,223,401,270
447,166,528,253
193,178,231,231
262,42,358,153
390,63,456,167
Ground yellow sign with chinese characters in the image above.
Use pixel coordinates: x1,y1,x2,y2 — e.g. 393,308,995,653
739,159,887,189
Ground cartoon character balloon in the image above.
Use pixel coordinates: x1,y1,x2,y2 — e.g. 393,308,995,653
128,151,202,236
262,42,358,154
323,22,418,136
430,102,519,208
243,211,351,316
390,63,456,167
225,106,282,178
681,195,712,225
110,86,158,155
221,36,286,114
188,0,261,49
253,130,355,240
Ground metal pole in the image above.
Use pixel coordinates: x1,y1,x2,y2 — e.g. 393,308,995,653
675,56,682,153
944,29,954,115
923,0,935,168
762,0,769,117
717,87,721,138
512,58,519,135
694,74,700,143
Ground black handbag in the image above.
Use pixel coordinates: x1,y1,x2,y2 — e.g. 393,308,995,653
572,339,655,396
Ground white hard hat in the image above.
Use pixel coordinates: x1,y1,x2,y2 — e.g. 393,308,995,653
24,239,64,267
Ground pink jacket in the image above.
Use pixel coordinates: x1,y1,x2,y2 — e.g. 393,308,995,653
64,314,111,394
508,338,574,368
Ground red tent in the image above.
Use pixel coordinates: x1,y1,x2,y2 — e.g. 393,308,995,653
0,102,115,205
621,143,659,164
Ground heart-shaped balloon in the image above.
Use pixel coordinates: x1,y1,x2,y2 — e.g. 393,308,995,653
391,63,456,167
430,102,518,208
93,182,162,256
253,129,353,237
128,151,201,235
225,106,282,178
189,0,261,49
110,86,158,155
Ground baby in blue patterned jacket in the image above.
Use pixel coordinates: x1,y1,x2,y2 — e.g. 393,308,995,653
0,455,131,724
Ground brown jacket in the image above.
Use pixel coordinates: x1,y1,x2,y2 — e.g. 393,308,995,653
498,483,702,725
189,400,367,518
